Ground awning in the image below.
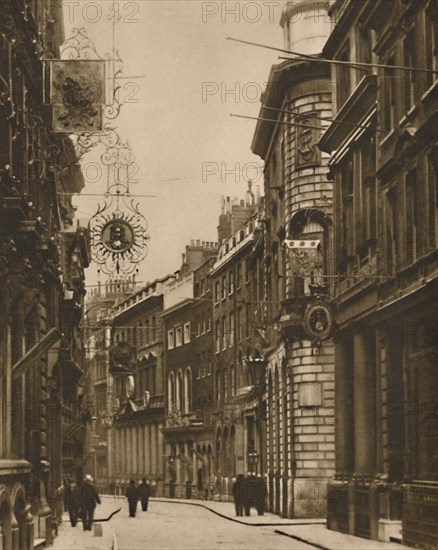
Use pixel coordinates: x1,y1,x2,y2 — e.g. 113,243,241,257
13,327,62,380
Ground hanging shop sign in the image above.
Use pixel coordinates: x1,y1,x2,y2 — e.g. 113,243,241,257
49,60,105,132
284,239,321,277
101,218,135,254
109,342,137,375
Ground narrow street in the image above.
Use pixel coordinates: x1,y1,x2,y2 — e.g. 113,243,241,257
112,500,316,550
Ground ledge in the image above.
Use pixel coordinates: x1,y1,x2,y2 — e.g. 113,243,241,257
0,459,32,476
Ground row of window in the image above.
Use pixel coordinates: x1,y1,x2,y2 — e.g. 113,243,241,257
114,315,158,347
336,5,437,127
337,147,437,274
168,368,192,414
214,260,251,304
214,306,250,353
167,322,191,350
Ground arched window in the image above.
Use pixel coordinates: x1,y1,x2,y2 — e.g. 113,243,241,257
184,368,192,413
176,370,184,412
168,372,175,412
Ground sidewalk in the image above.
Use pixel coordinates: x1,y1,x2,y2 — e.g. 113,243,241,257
153,497,412,550
49,497,118,550
152,496,325,526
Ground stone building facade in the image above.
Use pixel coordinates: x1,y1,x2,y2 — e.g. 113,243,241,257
162,242,217,499
251,0,335,518
319,0,437,547
0,1,89,547
109,275,176,497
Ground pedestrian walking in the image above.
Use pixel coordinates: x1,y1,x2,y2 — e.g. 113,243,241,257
231,474,245,516
256,475,266,516
138,478,151,511
79,475,101,531
126,479,139,517
243,473,258,516
65,479,80,526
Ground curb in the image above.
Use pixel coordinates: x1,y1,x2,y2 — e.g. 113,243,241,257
151,497,325,528
275,529,330,550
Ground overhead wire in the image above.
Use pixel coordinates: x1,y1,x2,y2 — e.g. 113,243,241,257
227,37,438,74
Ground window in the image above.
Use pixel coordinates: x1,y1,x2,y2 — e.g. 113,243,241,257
215,320,220,353
145,319,149,344
215,280,220,303
184,322,191,344
245,303,250,337
383,53,396,133
200,279,205,295
425,3,438,89
236,263,242,289
175,326,183,347
229,312,234,347
184,368,192,414
221,276,226,300
386,187,399,272
337,42,351,108
176,370,184,411
237,307,242,343
228,271,234,295
245,259,250,283
221,317,227,350
151,315,157,342
168,372,175,411
427,150,437,250
405,169,419,265
403,29,417,112
202,313,206,334
357,25,372,65
215,370,221,402
167,329,174,350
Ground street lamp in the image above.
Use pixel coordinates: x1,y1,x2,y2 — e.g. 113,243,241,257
248,450,259,476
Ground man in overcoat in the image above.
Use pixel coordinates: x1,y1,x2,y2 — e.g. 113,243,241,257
138,478,151,512
79,475,101,531
126,479,139,517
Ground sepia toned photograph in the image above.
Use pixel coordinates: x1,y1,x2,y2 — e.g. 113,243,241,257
0,1,436,549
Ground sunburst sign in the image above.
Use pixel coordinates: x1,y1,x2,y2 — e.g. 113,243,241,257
89,203,149,275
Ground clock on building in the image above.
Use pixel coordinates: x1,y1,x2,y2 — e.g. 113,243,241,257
304,303,334,341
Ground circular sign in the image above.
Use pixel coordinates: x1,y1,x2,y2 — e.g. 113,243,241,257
304,303,334,341
101,219,134,253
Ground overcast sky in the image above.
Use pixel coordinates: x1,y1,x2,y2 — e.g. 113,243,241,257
64,0,284,288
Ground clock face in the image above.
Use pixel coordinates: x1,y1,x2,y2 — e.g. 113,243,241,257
304,304,334,340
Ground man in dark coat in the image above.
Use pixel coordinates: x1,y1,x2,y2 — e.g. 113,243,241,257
126,479,139,517
138,478,151,512
243,473,259,516
231,474,245,516
79,475,101,531
256,475,267,516
64,479,80,526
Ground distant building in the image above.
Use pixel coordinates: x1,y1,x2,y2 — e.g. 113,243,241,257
319,0,437,547
161,241,217,498
209,190,263,500
109,275,176,496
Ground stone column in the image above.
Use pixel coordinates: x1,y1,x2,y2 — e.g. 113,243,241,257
157,423,164,476
335,337,354,475
144,425,150,475
151,425,157,474
132,426,138,475
354,332,376,475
